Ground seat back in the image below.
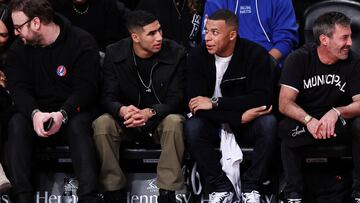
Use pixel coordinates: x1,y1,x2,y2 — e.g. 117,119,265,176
303,0,360,54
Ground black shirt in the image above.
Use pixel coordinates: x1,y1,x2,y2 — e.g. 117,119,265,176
134,55,158,108
280,43,360,117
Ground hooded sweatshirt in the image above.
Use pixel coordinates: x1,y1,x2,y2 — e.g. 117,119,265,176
202,0,299,64
6,14,100,119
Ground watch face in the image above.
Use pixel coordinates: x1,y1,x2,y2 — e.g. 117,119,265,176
211,97,218,103
304,115,312,123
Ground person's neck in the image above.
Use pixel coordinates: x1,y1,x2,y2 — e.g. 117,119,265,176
317,46,338,65
216,41,235,57
133,44,153,59
40,22,60,47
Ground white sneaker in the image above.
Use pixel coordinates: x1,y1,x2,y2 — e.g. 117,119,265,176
209,191,234,203
287,199,302,203
355,197,360,203
242,190,260,203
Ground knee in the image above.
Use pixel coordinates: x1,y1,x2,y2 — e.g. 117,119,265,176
184,117,205,146
254,114,277,140
8,113,31,141
161,114,184,131
92,114,118,137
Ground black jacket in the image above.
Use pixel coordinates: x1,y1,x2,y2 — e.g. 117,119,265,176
7,14,100,119
186,37,273,129
102,38,186,125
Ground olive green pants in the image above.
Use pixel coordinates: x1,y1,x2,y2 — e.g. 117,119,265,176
92,113,185,191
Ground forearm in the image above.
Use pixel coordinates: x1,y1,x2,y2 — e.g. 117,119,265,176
280,100,309,125
335,101,360,119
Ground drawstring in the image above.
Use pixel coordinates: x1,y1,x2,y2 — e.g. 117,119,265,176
255,0,271,42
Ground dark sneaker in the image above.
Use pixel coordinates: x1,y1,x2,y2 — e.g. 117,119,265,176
158,189,176,203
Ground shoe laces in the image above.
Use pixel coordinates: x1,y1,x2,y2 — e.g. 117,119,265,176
355,197,360,203
287,198,302,203
242,190,260,203
209,192,233,203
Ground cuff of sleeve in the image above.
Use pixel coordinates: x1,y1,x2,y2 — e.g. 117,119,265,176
273,43,292,58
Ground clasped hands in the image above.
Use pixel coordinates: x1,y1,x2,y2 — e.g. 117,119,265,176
306,109,339,139
119,105,153,128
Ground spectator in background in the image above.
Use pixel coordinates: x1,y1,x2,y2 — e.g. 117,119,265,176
0,3,13,193
6,0,101,202
279,12,360,203
137,0,204,51
92,10,186,203
202,0,298,67
185,9,277,203
51,0,129,51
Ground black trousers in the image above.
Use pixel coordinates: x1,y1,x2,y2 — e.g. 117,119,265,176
6,112,99,202
184,114,277,192
279,117,360,197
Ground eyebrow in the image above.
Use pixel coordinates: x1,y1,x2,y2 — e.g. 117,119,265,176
147,27,161,35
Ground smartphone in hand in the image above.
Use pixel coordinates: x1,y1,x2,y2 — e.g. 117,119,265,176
43,117,54,132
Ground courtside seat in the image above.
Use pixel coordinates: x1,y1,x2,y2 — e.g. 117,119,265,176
303,0,360,54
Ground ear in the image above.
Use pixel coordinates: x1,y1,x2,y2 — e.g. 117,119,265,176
229,30,237,41
131,32,140,43
319,34,328,46
31,17,41,31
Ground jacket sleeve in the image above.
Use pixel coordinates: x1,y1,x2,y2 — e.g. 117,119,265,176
270,0,299,58
6,47,38,119
152,50,186,119
101,47,124,118
61,36,100,118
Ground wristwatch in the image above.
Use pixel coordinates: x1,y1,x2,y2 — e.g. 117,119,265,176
211,97,219,108
149,108,157,116
59,109,68,124
304,114,313,125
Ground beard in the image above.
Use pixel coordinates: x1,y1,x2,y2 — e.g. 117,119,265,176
22,31,43,46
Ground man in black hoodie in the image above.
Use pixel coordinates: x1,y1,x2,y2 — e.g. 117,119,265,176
185,10,277,203
6,0,101,202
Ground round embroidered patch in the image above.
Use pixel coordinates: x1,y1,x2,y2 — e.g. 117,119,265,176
57,65,67,77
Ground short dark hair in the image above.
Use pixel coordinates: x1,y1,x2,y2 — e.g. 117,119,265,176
125,10,158,33
313,11,351,45
9,0,54,24
208,9,238,30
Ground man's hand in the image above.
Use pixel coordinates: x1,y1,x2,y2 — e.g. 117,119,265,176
46,111,64,136
306,118,323,139
120,105,150,128
119,105,140,119
188,96,212,114
241,105,272,124
32,111,52,137
318,109,338,139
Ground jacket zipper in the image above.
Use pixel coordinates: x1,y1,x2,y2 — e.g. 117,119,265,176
221,76,246,85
